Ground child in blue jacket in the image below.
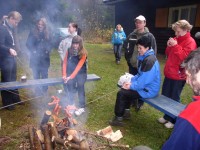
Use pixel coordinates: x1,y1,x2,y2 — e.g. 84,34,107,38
111,24,126,64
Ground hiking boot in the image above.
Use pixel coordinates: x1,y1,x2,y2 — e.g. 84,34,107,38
109,116,125,127
135,102,143,112
123,109,131,120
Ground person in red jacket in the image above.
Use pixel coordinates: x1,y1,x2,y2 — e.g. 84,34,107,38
158,20,197,128
62,35,88,116
162,47,200,150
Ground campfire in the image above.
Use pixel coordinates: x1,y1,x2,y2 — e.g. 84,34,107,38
25,96,130,150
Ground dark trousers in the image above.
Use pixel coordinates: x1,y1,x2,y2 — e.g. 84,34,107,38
162,77,186,123
114,89,141,117
64,73,87,108
32,66,49,93
1,57,21,106
114,44,123,61
127,62,138,76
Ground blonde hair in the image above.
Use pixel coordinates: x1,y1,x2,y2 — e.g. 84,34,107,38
172,20,193,32
7,11,22,21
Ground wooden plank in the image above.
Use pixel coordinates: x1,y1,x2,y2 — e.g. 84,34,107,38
0,74,100,91
141,95,186,119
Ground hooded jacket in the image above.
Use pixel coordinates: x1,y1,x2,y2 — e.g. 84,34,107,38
164,32,197,80
130,49,161,98
124,27,157,67
162,96,200,150
111,29,126,44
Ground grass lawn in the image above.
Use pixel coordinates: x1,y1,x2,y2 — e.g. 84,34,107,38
0,43,193,149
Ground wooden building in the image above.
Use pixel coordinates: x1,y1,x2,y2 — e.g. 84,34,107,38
103,0,200,53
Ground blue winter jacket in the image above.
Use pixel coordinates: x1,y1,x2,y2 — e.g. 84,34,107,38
130,49,161,98
111,29,126,44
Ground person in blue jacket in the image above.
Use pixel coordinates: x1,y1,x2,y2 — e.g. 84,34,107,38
162,47,200,150
111,24,126,64
109,36,161,126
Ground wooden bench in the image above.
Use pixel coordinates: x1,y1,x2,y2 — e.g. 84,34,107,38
0,74,100,91
140,95,186,119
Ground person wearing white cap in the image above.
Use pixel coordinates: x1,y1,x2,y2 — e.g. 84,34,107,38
123,15,157,110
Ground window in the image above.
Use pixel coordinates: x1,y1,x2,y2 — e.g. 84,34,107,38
168,5,197,27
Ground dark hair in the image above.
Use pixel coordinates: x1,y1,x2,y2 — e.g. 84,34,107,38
69,22,78,30
70,35,88,58
182,47,200,75
136,36,151,48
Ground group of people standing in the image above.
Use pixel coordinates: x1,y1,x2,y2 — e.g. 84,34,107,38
110,15,200,149
0,11,88,116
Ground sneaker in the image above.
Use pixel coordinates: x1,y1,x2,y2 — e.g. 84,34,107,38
164,122,174,129
158,117,168,124
109,116,125,126
117,61,120,64
74,108,85,116
123,109,131,120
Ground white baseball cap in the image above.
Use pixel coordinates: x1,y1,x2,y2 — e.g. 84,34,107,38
135,15,146,21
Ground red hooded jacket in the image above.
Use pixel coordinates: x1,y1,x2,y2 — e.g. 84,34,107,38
164,32,197,80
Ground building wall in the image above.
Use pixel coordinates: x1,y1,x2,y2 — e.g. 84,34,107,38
114,0,200,54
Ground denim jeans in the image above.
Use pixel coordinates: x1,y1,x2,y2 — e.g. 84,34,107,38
32,66,49,93
114,44,123,61
64,73,87,108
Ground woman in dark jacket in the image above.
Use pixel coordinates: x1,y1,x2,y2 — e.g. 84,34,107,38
26,17,52,94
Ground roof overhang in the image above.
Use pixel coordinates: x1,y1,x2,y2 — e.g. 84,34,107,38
103,0,127,5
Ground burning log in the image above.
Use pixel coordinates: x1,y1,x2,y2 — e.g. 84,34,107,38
33,128,43,150
36,130,44,143
42,124,53,150
48,122,59,138
79,139,90,150
28,126,35,150
52,136,80,149
40,110,52,127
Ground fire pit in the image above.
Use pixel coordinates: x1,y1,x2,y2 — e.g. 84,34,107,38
21,96,130,150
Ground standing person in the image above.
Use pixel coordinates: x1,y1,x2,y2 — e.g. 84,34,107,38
124,15,157,75
26,17,53,95
109,36,161,126
62,35,88,116
162,48,200,150
124,15,157,109
158,20,197,128
0,11,22,110
58,23,78,62
111,24,126,64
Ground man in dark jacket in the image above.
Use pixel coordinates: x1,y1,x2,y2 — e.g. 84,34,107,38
124,15,157,75
123,15,157,109
0,11,22,110
162,48,200,150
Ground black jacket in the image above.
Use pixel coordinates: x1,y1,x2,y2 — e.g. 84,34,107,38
26,29,53,68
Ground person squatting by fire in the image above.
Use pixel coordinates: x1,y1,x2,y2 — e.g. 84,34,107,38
62,35,88,116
